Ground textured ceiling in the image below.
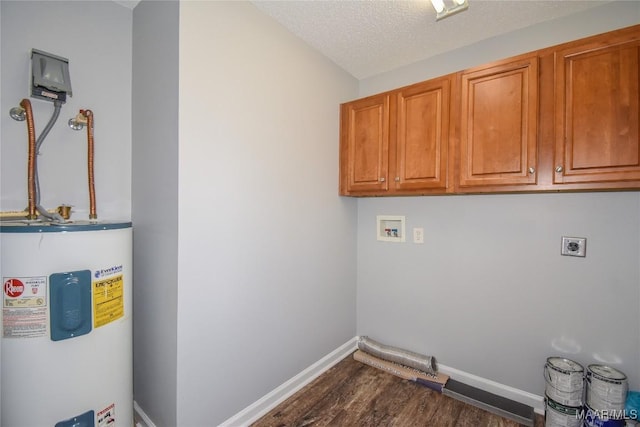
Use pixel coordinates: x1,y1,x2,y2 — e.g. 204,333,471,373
117,0,612,80
251,0,611,79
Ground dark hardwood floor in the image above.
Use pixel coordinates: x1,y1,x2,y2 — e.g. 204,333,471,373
252,353,544,427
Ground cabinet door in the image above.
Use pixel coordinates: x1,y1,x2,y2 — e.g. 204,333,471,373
393,76,451,192
340,94,389,194
554,38,640,184
458,56,538,189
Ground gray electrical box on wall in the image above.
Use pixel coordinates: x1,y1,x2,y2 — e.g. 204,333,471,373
31,48,72,103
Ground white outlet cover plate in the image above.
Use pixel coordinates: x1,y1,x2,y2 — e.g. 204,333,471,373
561,236,586,257
413,227,424,244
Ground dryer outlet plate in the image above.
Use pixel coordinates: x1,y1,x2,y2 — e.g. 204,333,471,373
561,236,586,257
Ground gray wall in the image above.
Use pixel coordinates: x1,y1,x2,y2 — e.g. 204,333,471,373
132,2,179,426
358,193,639,396
176,2,358,425
356,1,640,401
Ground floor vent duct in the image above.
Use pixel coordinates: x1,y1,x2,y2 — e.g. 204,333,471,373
443,379,535,426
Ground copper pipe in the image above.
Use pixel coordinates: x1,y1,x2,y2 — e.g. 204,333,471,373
20,99,38,220
81,109,97,220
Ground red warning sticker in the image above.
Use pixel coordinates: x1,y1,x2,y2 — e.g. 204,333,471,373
97,403,116,426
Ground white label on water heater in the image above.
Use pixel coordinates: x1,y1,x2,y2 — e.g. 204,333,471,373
97,403,116,427
3,276,48,338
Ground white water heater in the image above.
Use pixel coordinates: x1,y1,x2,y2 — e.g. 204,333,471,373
1,221,132,427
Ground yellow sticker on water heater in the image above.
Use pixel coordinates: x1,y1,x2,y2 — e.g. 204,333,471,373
93,274,124,328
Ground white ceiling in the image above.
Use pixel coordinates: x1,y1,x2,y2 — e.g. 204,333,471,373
251,0,611,79
119,0,612,79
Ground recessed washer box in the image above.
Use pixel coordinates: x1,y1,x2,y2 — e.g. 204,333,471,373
376,215,405,242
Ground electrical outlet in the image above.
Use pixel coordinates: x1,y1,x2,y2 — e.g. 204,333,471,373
561,236,586,257
413,227,424,244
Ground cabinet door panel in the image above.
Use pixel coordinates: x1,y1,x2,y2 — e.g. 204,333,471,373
555,40,640,183
394,77,451,191
341,95,389,193
459,57,538,188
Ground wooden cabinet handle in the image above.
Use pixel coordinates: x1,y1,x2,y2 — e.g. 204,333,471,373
394,177,400,182
528,167,535,174
379,177,385,182
555,166,563,173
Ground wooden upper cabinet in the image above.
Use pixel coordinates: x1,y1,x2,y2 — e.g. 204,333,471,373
339,24,640,197
457,55,539,190
340,94,390,194
392,76,452,192
339,75,453,195
554,34,640,185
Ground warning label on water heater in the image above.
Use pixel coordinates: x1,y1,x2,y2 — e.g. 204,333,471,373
97,402,116,427
93,274,124,328
3,276,47,338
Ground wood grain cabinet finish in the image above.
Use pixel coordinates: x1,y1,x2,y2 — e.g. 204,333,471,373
339,94,390,194
339,24,640,197
392,76,452,192
553,34,640,187
457,55,539,190
340,75,453,195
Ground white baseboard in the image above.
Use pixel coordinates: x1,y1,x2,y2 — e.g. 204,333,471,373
137,337,545,426
437,364,545,415
133,400,157,427
219,337,358,427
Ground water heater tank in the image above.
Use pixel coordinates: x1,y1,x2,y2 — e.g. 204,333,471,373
1,221,132,427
